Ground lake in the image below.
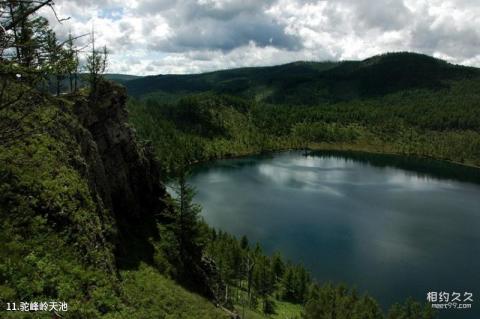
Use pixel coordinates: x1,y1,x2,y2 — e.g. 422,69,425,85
189,151,480,318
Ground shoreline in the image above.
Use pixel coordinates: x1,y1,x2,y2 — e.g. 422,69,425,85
308,142,480,170
188,142,480,171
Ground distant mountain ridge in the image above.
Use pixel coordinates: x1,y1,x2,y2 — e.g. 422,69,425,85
125,52,480,105
104,73,143,84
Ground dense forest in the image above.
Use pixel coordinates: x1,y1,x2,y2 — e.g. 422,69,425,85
0,1,469,318
127,75,480,175
125,53,479,104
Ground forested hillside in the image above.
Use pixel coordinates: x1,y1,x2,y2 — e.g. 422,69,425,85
128,75,480,174
125,52,479,104
124,52,480,173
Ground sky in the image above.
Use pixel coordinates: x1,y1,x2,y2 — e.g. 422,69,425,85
40,0,480,75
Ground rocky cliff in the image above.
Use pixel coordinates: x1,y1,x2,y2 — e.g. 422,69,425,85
72,80,167,267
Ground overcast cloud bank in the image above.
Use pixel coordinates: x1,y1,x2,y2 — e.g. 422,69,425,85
41,0,480,75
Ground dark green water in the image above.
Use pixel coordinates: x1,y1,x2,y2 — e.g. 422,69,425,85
189,151,480,318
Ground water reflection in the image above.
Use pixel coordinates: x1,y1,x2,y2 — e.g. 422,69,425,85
189,151,480,319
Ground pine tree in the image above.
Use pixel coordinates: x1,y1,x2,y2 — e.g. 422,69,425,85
45,30,63,95
0,0,57,145
65,33,79,93
154,172,205,282
85,29,107,101
271,252,285,282
240,234,249,250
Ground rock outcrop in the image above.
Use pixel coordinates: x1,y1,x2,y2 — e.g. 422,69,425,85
68,80,222,299
73,80,166,267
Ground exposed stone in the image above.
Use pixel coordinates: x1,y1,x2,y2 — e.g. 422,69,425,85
73,80,166,267
70,80,223,300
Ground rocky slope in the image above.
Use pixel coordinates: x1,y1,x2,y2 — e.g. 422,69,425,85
73,80,166,267
0,79,225,318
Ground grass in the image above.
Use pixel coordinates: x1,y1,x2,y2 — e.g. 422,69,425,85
273,301,303,319
233,300,302,319
107,264,229,319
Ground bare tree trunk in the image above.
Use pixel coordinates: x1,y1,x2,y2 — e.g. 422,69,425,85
74,72,78,92
56,76,60,96
8,3,21,62
225,284,229,304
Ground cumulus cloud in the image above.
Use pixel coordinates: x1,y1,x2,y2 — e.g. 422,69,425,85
138,0,301,52
42,0,480,75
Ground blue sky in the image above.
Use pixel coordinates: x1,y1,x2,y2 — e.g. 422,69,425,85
42,0,480,75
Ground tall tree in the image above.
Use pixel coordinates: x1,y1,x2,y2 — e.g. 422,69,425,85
0,0,59,146
85,29,107,101
3,1,51,70
64,32,79,93
45,29,62,95
154,171,205,283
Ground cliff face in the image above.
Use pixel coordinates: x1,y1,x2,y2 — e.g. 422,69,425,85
73,80,167,267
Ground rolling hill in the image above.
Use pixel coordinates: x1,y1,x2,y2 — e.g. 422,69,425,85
125,52,480,105
126,52,480,171
104,73,143,84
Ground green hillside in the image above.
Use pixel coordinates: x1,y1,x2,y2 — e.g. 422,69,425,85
0,77,226,318
125,52,479,105
127,53,480,173
104,73,142,84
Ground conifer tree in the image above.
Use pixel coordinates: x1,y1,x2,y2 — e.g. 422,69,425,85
85,29,107,101
154,171,205,283
0,0,62,145
65,32,79,93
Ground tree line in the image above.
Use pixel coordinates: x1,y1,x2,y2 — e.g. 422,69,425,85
128,83,480,177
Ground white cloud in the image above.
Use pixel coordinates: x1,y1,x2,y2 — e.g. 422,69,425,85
41,0,480,75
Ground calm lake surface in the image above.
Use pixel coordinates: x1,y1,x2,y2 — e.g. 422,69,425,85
189,151,480,318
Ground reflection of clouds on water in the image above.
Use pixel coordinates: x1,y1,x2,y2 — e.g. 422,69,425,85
256,153,460,198
357,208,430,264
257,162,345,197
280,154,459,192
385,168,457,192
199,171,231,184
190,151,480,312
374,236,422,260
288,155,351,169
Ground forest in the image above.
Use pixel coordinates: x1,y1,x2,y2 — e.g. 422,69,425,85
127,76,480,176
0,1,468,318
125,52,480,176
